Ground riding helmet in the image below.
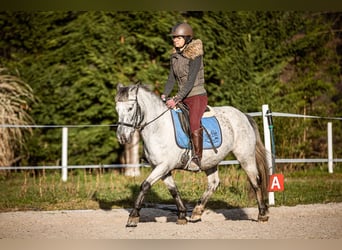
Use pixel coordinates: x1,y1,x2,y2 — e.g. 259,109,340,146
171,22,193,44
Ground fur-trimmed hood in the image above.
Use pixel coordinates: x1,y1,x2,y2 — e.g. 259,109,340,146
172,39,203,60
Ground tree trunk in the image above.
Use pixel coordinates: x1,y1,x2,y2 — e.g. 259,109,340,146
124,130,141,177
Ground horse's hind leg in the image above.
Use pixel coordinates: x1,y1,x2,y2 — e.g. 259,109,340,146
240,159,269,222
162,173,188,224
190,166,220,222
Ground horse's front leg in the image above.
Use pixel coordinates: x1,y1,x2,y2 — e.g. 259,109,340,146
126,166,169,227
162,172,188,224
126,180,151,227
190,166,220,222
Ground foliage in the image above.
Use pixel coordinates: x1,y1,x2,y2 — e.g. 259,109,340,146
0,11,341,167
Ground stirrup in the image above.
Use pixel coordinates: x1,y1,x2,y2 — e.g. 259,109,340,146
185,156,201,172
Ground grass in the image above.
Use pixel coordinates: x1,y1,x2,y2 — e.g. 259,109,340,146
276,166,342,206
0,164,341,212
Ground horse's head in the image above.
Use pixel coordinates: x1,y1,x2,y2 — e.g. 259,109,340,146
115,83,144,144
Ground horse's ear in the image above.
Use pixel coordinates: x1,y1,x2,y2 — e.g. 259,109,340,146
135,80,142,87
117,83,123,90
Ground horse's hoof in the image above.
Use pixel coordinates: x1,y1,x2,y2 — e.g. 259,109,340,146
190,205,204,222
258,214,269,222
126,216,139,227
176,218,188,225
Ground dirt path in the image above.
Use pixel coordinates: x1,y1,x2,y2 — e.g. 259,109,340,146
0,203,341,239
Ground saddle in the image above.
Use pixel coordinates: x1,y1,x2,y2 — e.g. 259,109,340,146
171,103,222,152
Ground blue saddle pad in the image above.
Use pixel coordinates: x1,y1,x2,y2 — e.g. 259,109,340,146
171,109,222,150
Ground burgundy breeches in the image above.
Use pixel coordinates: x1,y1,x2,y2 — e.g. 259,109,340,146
183,95,208,132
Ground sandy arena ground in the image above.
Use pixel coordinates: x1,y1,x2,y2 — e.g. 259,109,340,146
0,203,341,239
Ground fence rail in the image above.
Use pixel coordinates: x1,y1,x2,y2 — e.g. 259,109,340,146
1,104,341,175
1,158,341,171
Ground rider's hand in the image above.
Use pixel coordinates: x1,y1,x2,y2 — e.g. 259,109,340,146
161,94,167,102
166,98,177,109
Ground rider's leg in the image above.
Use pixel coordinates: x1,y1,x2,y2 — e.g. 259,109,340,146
183,95,207,171
189,127,203,169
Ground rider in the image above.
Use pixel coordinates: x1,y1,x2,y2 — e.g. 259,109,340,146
161,22,208,171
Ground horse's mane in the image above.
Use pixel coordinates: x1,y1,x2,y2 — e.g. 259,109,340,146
138,83,155,95
137,83,164,104
116,83,157,101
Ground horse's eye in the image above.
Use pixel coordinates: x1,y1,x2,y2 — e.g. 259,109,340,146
128,107,133,111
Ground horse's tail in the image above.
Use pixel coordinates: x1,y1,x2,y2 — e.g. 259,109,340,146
246,114,270,204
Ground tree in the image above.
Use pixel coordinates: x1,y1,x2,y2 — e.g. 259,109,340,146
270,12,341,160
0,11,182,167
0,11,340,168
122,130,141,176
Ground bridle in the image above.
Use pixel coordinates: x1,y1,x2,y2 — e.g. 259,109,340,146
117,84,169,131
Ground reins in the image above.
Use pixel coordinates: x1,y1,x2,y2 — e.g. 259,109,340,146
116,106,169,131
137,108,169,131
117,84,170,131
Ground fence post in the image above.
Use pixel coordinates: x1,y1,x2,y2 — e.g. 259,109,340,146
267,109,276,174
61,127,68,182
328,122,333,173
262,104,275,205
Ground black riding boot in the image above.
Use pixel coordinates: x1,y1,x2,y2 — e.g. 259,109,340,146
187,128,203,172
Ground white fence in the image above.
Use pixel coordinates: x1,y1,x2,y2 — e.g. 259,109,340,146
1,104,341,179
